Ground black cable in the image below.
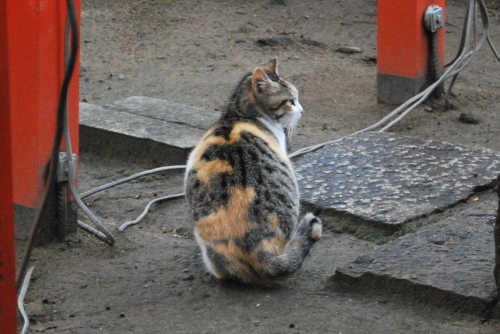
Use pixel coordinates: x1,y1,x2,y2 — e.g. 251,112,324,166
428,31,444,98
16,0,79,292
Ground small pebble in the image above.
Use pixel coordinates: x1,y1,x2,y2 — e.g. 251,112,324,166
182,274,195,281
269,0,287,5
257,36,295,47
446,101,460,111
336,46,363,54
459,112,481,124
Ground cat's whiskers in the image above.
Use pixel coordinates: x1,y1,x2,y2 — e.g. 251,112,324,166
284,114,301,142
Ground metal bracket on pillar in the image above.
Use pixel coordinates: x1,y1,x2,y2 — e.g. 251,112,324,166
424,5,445,98
56,152,78,240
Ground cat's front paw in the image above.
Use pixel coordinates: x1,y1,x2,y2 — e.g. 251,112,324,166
302,212,322,241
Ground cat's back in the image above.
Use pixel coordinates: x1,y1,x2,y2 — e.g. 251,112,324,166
183,59,321,283
185,116,299,241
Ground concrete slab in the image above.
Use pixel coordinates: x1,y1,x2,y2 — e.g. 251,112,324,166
331,189,498,314
102,96,219,131
294,132,500,232
79,97,220,164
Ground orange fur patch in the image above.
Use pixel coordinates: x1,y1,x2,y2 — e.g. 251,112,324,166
214,240,258,272
191,122,292,175
268,214,279,228
196,187,256,243
260,214,287,255
196,159,234,185
232,123,290,165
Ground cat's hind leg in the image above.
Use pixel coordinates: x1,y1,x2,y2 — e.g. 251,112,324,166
194,230,227,280
256,212,322,279
298,212,322,241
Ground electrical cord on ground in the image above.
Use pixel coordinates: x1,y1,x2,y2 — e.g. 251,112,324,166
16,0,80,292
118,193,185,231
80,0,499,231
62,8,115,246
18,267,35,334
80,166,186,199
78,166,186,232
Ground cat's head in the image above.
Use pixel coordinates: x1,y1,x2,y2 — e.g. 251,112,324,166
225,58,303,142
251,59,303,136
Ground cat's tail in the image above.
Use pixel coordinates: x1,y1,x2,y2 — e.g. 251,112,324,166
256,212,322,279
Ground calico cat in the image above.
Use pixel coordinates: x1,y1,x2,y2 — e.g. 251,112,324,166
184,58,322,284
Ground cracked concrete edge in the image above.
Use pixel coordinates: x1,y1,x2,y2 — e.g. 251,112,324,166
79,99,219,164
101,96,220,131
329,268,495,315
327,190,499,315
295,132,500,231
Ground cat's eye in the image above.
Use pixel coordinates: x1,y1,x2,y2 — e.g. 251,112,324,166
289,99,295,106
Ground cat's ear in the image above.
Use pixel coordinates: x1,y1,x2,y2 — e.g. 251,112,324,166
261,58,279,75
251,68,271,93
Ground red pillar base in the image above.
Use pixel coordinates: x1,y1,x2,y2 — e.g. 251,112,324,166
3,0,80,243
377,73,428,105
377,0,446,105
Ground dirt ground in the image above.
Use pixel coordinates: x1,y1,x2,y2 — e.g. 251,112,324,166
18,0,500,333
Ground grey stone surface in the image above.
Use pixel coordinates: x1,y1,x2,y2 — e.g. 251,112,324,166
79,97,220,163
295,132,500,229
332,189,498,313
102,96,219,131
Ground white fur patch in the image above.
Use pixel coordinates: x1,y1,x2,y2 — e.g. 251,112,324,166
183,150,195,187
303,212,322,240
311,223,322,240
194,229,221,278
257,117,287,154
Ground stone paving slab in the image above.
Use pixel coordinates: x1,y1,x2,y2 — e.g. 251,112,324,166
79,97,220,164
331,189,498,314
294,132,500,231
102,96,219,131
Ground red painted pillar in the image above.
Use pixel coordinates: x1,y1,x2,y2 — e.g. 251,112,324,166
377,0,446,104
3,0,80,242
0,2,18,331
2,0,80,329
